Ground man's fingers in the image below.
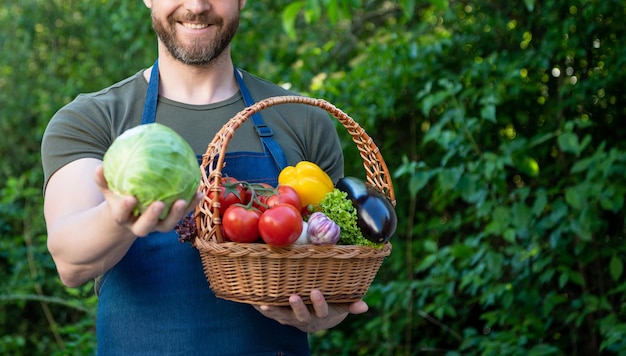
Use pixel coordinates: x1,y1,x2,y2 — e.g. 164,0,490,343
289,294,312,322
348,300,369,314
131,201,165,236
154,200,186,232
309,289,329,318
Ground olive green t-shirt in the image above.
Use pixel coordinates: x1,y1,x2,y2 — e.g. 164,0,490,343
41,69,344,191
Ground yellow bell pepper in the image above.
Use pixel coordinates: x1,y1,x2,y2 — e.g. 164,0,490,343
278,161,335,207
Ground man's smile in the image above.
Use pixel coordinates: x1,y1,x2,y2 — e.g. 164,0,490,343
181,22,209,29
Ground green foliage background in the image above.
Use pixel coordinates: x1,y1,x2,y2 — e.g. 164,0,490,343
1,0,625,355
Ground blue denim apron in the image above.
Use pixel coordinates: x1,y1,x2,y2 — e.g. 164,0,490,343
96,61,308,355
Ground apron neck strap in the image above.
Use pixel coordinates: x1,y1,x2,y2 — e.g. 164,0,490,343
233,68,288,170
140,60,288,170
141,60,160,125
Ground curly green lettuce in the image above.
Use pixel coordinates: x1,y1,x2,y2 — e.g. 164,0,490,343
319,189,381,248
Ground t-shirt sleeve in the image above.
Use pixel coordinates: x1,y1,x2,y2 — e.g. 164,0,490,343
41,95,113,192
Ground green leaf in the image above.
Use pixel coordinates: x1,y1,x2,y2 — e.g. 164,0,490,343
503,228,516,243
458,174,487,204
531,188,548,217
514,156,540,177
451,243,473,259
409,170,434,196
400,0,416,18
437,166,464,191
423,240,439,253
281,2,305,39
609,255,623,281
558,132,581,155
421,90,451,116
571,156,592,173
485,206,512,235
600,186,625,212
579,134,592,154
549,226,563,249
558,272,569,289
304,0,322,23
512,202,532,229
480,104,496,123
429,0,449,11
570,207,594,241
569,271,585,286
565,186,585,210
416,254,438,272
326,0,339,23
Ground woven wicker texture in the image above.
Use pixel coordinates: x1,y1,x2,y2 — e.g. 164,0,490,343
194,95,394,305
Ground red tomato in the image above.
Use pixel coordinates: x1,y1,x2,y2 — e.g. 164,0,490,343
258,204,303,247
218,177,246,213
245,183,274,212
219,225,232,242
222,205,261,243
266,185,302,210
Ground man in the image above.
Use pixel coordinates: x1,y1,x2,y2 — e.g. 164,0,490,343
41,0,368,354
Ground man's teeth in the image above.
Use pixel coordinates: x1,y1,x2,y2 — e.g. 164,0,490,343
183,23,208,29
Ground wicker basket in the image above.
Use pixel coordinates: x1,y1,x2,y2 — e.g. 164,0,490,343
194,95,395,306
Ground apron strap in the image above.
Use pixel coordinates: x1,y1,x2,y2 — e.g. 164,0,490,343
234,68,288,170
140,60,288,171
141,60,160,125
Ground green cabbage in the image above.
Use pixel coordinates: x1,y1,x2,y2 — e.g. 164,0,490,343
103,123,200,219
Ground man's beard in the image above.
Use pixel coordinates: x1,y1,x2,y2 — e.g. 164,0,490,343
152,11,239,65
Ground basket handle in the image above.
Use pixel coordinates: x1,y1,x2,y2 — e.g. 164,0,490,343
195,95,395,243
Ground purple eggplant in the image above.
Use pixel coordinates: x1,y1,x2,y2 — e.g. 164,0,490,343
335,177,397,243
